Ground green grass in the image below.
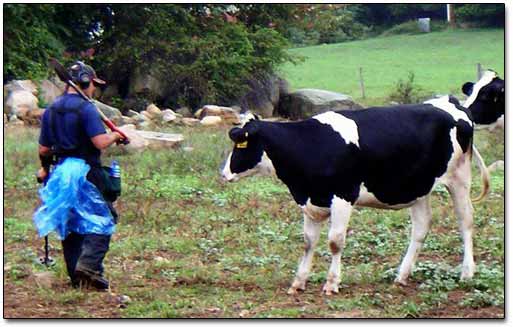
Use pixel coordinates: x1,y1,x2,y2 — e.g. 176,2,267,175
3,29,504,318
3,123,504,318
280,28,504,106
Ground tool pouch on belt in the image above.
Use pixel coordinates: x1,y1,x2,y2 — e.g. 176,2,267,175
100,167,121,203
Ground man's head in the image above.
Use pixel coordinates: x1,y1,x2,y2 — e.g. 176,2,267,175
462,70,505,125
68,61,106,97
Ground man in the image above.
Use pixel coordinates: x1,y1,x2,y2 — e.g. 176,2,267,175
37,61,125,290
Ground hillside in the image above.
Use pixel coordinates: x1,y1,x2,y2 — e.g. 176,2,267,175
280,28,504,106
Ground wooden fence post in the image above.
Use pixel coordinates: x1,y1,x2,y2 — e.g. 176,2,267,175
359,67,366,99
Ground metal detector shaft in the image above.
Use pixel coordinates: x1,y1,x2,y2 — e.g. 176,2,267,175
49,58,130,144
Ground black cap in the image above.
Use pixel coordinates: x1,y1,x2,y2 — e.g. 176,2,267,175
69,61,106,85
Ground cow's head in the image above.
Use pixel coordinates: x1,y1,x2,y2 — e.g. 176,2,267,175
462,70,505,125
221,113,274,182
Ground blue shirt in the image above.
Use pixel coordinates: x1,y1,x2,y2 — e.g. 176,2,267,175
39,93,106,166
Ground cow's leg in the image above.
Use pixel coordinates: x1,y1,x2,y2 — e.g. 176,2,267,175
446,159,475,280
323,196,353,295
288,213,322,295
395,196,432,285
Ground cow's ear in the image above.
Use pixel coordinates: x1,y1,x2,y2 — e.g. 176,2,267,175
245,120,260,137
229,127,247,143
462,82,474,96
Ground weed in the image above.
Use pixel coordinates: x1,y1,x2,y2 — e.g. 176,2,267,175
459,290,503,308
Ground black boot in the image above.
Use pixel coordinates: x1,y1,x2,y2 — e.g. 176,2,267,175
74,264,110,290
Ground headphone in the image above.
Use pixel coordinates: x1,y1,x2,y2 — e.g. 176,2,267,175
69,61,91,88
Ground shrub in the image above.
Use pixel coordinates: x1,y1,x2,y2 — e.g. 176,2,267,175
381,20,447,37
388,71,430,104
455,4,505,27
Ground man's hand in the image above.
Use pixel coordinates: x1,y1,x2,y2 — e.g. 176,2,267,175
36,167,48,184
113,132,126,145
91,131,127,150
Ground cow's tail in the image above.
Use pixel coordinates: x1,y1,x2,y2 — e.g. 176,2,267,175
472,145,490,203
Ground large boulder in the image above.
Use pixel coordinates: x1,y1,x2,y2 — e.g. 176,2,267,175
200,116,223,126
117,124,184,152
92,100,123,125
239,74,289,118
4,89,39,118
145,104,163,120
277,89,363,120
5,80,38,95
195,105,240,125
129,67,165,99
24,108,46,126
162,109,177,123
38,79,63,106
181,117,200,126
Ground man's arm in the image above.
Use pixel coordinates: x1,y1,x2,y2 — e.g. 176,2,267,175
82,102,123,150
37,145,53,183
91,132,123,150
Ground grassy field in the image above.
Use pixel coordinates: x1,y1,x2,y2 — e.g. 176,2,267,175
3,120,504,318
3,28,505,318
280,28,504,106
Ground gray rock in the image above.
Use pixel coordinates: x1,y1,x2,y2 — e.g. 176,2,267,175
93,100,123,122
133,113,148,125
126,110,139,118
200,116,223,126
195,105,240,125
5,89,39,117
278,88,363,120
162,109,177,123
146,104,163,119
239,74,288,118
181,117,200,126
175,107,193,118
39,79,63,106
129,67,164,98
5,80,38,95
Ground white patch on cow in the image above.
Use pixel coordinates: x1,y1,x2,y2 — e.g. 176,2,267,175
487,114,504,131
221,152,236,181
435,127,462,187
301,198,330,222
221,151,275,182
463,70,497,108
424,95,472,125
313,111,360,147
240,112,257,126
355,184,416,210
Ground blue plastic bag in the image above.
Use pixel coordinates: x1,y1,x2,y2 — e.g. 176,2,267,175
33,158,116,240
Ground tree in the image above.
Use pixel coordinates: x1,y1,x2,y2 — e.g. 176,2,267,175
455,4,505,27
3,4,65,81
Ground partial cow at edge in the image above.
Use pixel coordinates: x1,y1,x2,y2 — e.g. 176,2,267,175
462,70,505,130
221,71,504,295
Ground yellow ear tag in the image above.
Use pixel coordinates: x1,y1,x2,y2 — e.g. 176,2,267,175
236,141,248,149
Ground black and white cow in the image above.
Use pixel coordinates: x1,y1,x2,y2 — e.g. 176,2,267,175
462,70,505,128
221,76,499,295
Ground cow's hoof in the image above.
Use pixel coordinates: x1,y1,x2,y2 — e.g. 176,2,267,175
287,280,306,295
322,283,339,295
460,266,475,280
394,276,408,286
287,287,299,295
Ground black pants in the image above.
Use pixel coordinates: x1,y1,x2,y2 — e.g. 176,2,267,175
62,233,111,282
61,165,117,283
